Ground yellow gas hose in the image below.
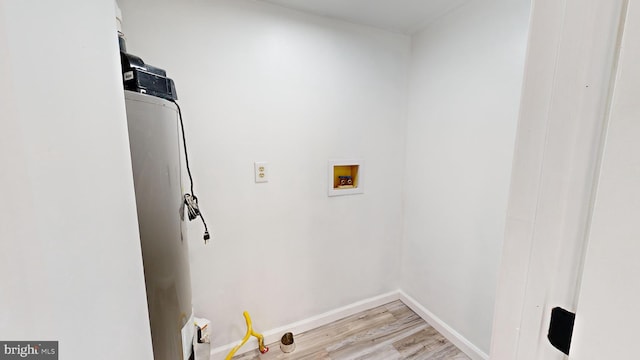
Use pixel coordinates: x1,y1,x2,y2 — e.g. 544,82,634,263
225,311,268,359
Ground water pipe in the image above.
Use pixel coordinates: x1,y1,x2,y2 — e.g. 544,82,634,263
225,311,269,359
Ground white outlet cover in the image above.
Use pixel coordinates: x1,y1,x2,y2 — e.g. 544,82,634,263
254,161,268,183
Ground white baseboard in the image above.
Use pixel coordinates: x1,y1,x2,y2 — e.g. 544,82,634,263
398,290,489,360
209,290,400,360
209,290,488,360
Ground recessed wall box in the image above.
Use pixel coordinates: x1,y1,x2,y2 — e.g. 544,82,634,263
328,160,364,196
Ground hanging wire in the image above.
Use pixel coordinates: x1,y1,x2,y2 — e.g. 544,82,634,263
172,100,210,243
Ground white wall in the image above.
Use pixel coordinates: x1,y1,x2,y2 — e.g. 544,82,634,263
402,0,529,354
118,0,410,348
0,1,154,359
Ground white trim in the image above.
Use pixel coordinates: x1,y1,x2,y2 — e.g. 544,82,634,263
490,1,628,359
209,291,399,359
210,290,488,360
399,291,489,360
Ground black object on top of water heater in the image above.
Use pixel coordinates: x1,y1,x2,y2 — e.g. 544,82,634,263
120,51,178,101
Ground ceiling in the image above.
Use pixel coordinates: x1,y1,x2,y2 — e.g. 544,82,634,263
258,0,471,34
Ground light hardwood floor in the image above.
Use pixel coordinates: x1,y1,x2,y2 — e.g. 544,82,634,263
233,300,470,360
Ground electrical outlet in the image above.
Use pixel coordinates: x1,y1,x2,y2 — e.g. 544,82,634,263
254,161,268,183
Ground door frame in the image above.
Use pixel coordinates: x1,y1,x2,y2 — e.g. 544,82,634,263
490,0,629,359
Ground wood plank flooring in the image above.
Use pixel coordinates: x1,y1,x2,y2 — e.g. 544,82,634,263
233,300,470,360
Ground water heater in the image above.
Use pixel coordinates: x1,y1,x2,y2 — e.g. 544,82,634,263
125,90,194,360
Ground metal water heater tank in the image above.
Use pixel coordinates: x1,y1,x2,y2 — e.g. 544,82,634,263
125,90,194,360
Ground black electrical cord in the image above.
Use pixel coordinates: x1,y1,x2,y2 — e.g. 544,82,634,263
172,100,210,243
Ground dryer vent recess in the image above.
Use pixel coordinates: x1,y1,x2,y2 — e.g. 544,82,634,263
280,332,295,353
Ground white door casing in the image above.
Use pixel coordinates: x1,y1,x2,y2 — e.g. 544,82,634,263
490,0,629,359
568,1,640,358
